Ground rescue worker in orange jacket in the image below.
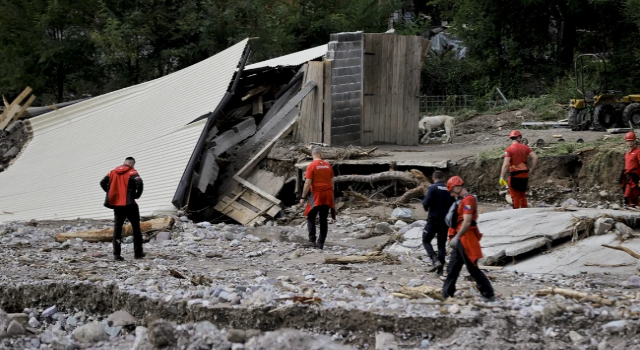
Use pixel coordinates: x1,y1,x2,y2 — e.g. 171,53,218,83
299,148,336,250
622,132,640,207
443,176,495,302
499,130,538,209
100,157,145,261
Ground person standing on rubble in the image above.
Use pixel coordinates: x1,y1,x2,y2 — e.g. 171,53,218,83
299,148,336,250
499,130,538,209
621,132,640,207
100,157,145,261
443,176,495,302
422,170,454,277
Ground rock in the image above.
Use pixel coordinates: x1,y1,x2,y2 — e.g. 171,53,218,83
374,222,394,234
394,220,408,228
410,220,426,228
375,332,399,350
561,198,579,207
107,310,136,327
148,320,177,348
615,222,634,238
621,275,640,288
124,236,134,244
130,326,150,350
421,339,430,348
448,304,460,314
543,303,564,319
230,239,241,247
594,217,614,235
612,203,622,210
602,320,628,333
391,208,412,219
66,316,78,328
245,329,352,350
50,337,75,350
73,321,109,343
155,232,171,243
599,190,609,198
7,313,28,325
41,305,58,318
5,320,25,337
40,331,56,344
28,317,40,328
569,331,584,343
227,329,247,343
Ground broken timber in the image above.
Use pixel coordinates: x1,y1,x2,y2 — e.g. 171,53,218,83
213,80,317,225
0,87,35,130
54,217,175,243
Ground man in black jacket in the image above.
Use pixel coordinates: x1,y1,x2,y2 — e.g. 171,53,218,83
422,171,455,276
100,157,145,261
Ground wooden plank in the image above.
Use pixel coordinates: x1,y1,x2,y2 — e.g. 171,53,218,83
383,35,394,144
395,36,407,145
323,60,333,145
13,95,36,122
234,117,300,205
209,118,256,156
405,36,421,146
293,68,310,142
231,187,282,217
420,38,432,62
259,78,302,130
242,85,270,101
366,34,382,145
252,95,263,115
239,81,315,154
0,87,32,130
196,149,220,193
296,61,323,143
387,35,398,144
245,169,285,197
374,35,384,145
214,195,267,225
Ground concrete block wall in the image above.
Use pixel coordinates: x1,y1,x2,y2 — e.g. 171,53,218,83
327,32,363,146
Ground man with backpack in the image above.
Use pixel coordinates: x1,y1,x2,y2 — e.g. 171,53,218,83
443,176,495,302
422,170,455,277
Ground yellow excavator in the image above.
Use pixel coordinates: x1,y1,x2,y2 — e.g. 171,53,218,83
568,54,640,130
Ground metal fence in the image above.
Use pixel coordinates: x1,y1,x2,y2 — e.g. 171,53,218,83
419,95,474,115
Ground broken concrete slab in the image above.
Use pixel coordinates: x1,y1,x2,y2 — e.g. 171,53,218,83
505,234,640,276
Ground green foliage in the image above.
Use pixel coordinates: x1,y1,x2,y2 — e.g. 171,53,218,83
477,136,625,161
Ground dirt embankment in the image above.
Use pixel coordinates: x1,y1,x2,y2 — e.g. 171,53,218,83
452,149,625,206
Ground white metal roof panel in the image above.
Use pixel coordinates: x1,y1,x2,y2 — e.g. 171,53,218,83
0,39,248,222
244,44,327,71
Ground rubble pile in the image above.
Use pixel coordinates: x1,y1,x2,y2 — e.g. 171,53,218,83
2,213,640,349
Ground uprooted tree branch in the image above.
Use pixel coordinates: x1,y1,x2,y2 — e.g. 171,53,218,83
338,169,431,205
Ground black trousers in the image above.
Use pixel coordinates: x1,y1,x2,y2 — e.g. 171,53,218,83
442,243,494,299
113,204,143,257
422,219,448,267
307,205,330,247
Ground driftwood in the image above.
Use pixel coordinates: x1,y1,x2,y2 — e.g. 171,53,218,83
583,262,634,267
295,146,380,160
335,169,427,186
324,251,400,265
536,288,616,306
54,217,175,243
392,285,444,301
602,244,640,259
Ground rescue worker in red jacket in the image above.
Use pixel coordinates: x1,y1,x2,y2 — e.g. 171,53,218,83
443,176,495,302
299,148,336,250
100,157,145,261
622,132,640,207
499,130,538,209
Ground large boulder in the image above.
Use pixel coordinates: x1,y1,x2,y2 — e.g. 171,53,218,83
73,321,109,343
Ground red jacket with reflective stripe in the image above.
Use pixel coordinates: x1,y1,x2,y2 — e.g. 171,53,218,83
100,164,143,208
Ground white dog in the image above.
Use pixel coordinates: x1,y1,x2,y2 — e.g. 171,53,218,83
418,115,455,144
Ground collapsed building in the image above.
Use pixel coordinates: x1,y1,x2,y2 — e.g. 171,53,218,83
0,32,431,225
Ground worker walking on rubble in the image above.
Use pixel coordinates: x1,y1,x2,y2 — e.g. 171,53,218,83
499,130,538,209
100,157,145,261
443,176,495,302
621,132,640,207
299,148,336,250
422,170,455,277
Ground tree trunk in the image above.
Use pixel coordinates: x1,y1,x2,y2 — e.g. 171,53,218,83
334,169,428,186
295,146,379,160
54,217,175,243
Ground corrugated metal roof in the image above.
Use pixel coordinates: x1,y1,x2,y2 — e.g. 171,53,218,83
244,44,327,71
0,39,249,222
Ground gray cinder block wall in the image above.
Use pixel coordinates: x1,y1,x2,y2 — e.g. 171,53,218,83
326,32,363,146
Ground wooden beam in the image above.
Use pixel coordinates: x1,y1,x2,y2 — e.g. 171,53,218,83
238,80,316,155
0,87,33,130
241,85,270,101
13,95,36,122
54,217,175,243
196,149,220,193
209,118,256,156
252,95,263,115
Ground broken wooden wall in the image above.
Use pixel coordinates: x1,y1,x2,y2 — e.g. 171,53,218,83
362,34,429,146
293,61,332,145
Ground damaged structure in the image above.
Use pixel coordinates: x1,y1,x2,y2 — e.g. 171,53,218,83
0,32,431,225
